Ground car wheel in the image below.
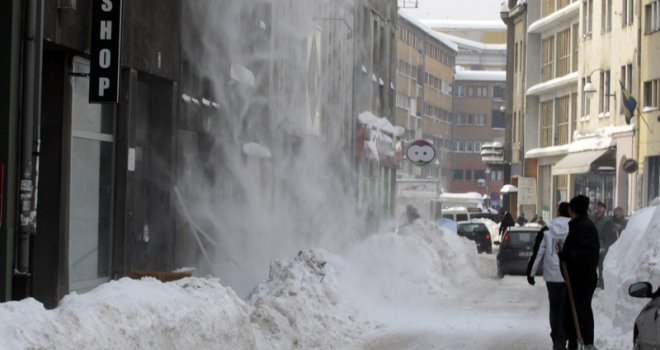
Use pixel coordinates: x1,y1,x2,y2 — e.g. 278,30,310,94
496,263,504,278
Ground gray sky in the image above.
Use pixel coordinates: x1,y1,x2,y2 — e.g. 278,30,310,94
400,0,503,21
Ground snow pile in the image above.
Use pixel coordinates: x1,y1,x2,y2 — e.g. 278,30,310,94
594,204,660,349
339,220,482,313
247,250,368,349
0,278,255,349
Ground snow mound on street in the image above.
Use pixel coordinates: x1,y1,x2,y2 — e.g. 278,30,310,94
247,250,368,349
594,203,660,349
0,277,256,350
339,220,482,311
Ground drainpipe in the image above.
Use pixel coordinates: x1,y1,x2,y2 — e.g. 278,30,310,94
18,0,43,274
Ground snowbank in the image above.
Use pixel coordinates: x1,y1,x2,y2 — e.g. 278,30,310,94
0,278,255,349
594,204,660,349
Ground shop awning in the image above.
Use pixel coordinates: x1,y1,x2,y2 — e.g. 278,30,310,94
552,148,614,175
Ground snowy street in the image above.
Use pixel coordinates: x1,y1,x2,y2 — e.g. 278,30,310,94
354,254,550,350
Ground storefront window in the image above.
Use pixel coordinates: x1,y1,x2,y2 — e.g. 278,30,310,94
69,57,115,292
573,172,615,213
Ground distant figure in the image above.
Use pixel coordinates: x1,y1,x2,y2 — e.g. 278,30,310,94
516,212,528,226
560,195,600,350
405,205,420,225
598,206,627,288
590,201,608,236
499,211,515,237
530,213,539,223
528,202,571,350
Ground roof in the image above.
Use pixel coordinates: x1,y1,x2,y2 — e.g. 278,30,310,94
455,69,506,82
420,19,506,31
437,32,507,52
398,11,459,52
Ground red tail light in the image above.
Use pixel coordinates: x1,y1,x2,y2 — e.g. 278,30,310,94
486,234,491,240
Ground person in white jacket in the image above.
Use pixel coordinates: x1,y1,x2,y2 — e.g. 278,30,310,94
528,202,571,350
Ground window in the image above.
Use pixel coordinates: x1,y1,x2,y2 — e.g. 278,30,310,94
621,64,633,114
556,29,571,77
584,0,594,35
542,37,555,82
475,170,486,180
465,170,473,181
646,0,660,33
599,70,611,114
467,87,474,96
543,0,555,17
455,85,465,97
396,93,411,110
541,100,554,147
571,92,578,140
466,142,474,152
492,109,505,128
644,78,660,108
494,85,506,99
622,0,634,27
453,169,464,180
572,24,579,72
555,96,570,145
602,0,612,32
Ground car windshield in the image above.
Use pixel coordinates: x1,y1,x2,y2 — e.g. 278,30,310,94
459,224,487,233
505,231,536,247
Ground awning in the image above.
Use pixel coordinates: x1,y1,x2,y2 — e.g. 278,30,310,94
552,148,614,175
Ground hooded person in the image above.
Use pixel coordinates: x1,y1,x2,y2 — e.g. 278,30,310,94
560,195,600,350
528,202,571,350
499,211,515,237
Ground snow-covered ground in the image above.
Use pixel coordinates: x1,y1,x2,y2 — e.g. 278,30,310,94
1,204,658,349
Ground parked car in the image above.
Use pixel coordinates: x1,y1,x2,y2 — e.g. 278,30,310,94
457,221,492,254
495,226,543,278
628,281,660,349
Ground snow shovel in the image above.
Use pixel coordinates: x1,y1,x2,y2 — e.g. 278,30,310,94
561,261,585,349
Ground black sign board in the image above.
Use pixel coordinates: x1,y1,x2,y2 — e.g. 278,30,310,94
89,0,122,103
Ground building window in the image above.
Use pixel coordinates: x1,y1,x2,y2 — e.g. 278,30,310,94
555,95,570,145
541,100,554,147
455,85,465,97
465,170,473,181
623,0,634,26
644,78,660,108
571,92,578,140
556,29,571,77
543,0,554,17
572,24,579,72
584,0,594,35
602,0,612,32
599,70,611,114
493,85,506,99
645,0,660,33
542,37,555,82
492,109,505,128
555,175,569,203
453,169,464,180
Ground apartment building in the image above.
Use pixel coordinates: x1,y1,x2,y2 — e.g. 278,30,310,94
449,71,506,201
395,12,457,185
640,0,660,205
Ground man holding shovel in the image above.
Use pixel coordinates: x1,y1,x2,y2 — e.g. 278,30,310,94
559,195,600,350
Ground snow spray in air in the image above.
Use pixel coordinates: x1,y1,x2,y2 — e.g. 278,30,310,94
178,0,366,296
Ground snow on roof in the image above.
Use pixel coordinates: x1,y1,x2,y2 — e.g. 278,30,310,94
419,19,507,31
525,124,635,158
527,1,580,34
455,69,506,82
398,11,459,52
437,32,507,52
526,72,579,96
358,111,405,136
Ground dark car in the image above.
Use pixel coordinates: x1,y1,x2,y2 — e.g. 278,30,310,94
628,281,660,349
457,221,492,254
495,227,543,278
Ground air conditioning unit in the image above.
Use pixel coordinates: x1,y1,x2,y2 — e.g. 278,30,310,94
477,179,486,188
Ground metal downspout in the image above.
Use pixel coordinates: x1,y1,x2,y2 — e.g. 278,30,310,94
18,0,43,274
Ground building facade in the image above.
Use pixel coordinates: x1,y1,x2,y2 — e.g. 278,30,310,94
449,71,506,202
395,12,457,188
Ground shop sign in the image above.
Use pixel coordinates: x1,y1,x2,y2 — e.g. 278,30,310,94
89,0,123,103
623,158,638,173
406,140,435,166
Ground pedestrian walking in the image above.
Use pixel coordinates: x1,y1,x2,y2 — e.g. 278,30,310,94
516,212,528,226
528,202,571,350
597,207,627,288
559,195,600,350
499,211,515,237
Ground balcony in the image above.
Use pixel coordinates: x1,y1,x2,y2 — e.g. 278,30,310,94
528,1,579,34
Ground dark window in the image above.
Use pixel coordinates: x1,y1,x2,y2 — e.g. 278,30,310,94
453,169,464,180
465,170,472,180
492,110,506,128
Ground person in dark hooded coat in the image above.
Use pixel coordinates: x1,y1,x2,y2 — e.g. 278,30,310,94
559,195,600,350
499,211,515,237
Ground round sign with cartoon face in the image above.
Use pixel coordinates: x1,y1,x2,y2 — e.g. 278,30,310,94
406,140,436,166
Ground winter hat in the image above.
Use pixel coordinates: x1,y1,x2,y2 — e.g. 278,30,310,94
569,195,590,215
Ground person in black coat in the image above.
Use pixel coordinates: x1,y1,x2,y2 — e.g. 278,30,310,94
559,195,600,350
499,211,515,237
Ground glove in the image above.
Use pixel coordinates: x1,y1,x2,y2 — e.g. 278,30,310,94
527,275,535,286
